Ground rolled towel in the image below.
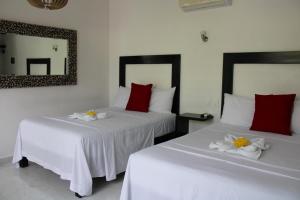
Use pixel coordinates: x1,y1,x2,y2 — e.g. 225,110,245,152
68,113,81,119
68,113,97,121
209,134,270,160
97,112,109,119
209,141,232,152
68,111,109,121
81,115,97,122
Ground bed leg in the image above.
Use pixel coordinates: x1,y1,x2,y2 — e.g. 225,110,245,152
19,157,29,168
75,193,83,198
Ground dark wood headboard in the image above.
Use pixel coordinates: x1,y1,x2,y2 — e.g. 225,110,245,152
221,51,300,115
119,54,181,115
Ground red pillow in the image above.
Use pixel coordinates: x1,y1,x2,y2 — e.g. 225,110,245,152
250,94,296,135
126,83,153,112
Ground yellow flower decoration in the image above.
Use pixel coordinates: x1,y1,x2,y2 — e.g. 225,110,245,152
233,137,251,148
86,111,97,117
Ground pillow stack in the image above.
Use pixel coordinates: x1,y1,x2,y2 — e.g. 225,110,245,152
221,93,298,135
113,83,176,114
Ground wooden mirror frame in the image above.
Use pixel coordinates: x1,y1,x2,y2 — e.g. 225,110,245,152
0,19,77,88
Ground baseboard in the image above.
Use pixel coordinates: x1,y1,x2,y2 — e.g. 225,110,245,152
0,156,12,165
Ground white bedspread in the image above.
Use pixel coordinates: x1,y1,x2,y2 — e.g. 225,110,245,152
120,122,300,200
12,107,175,196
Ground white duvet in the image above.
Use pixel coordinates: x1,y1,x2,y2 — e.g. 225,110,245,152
12,107,175,196
120,122,300,200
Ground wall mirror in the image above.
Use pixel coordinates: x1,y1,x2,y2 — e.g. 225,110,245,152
0,20,77,88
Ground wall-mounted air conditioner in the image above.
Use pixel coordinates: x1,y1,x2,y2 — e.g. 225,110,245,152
179,0,232,11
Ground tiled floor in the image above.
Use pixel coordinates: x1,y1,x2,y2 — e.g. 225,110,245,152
0,162,123,200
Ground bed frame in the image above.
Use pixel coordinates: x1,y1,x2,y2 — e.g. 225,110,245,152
119,54,181,144
221,51,300,115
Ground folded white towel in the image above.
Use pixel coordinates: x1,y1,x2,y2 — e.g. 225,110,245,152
97,112,108,119
209,134,270,160
68,112,109,122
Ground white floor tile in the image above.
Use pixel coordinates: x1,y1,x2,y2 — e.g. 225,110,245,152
0,162,123,200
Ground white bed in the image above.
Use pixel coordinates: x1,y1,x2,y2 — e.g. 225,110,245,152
120,51,300,200
120,122,300,200
12,107,175,196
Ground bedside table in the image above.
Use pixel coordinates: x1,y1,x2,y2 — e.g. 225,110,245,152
176,113,214,136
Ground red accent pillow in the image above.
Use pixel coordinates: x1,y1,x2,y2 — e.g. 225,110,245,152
126,83,153,112
250,94,296,135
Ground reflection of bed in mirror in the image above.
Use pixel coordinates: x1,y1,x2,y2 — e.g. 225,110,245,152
0,33,67,76
26,58,68,75
120,51,300,200
12,54,181,198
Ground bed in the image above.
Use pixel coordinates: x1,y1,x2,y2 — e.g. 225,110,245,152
12,54,181,197
121,123,300,200
120,51,300,200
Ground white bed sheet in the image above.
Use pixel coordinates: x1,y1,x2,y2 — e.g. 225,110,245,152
120,122,300,200
12,107,175,196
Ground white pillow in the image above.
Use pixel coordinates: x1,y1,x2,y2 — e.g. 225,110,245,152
113,86,130,109
221,93,255,128
291,100,300,134
149,87,176,113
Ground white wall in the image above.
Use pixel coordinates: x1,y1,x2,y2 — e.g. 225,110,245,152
109,0,300,115
0,0,109,158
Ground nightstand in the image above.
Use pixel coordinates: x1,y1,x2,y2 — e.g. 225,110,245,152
176,113,214,136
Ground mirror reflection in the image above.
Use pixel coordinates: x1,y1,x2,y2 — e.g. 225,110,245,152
0,33,68,76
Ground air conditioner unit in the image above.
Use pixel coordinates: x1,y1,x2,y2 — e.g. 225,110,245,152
179,0,232,11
